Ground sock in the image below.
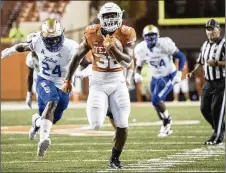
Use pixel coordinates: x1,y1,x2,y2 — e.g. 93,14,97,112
160,110,169,119
40,119,52,141
111,147,122,159
35,117,41,127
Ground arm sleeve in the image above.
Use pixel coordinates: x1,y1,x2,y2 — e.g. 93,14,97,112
174,50,186,71
25,52,34,69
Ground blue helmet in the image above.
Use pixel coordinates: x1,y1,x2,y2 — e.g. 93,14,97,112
142,25,159,48
41,19,65,52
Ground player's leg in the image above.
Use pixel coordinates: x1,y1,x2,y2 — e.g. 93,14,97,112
36,76,60,157
181,79,190,101
109,81,130,169
151,76,174,137
86,84,108,130
173,82,180,102
52,89,70,124
28,96,43,140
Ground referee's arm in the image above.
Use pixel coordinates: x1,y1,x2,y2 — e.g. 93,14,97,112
186,54,203,79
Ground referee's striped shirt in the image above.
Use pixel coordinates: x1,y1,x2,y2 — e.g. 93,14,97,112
197,38,225,81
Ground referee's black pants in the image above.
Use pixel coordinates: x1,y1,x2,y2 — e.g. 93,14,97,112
200,79,225,136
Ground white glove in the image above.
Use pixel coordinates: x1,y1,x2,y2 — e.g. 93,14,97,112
134,73,143,83
173,71,182,84
26,92,32,109
1,46,17,59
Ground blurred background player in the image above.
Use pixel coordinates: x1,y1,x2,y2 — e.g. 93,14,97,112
9,20,25,44
134,25,186,137
1,19,79,158
62,2,136,169
173,60,191,102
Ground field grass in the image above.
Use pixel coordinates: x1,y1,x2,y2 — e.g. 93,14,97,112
1,104,225,172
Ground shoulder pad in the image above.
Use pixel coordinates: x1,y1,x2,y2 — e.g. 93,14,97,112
120,25,134,35
26,32,39,43
84,24,100,34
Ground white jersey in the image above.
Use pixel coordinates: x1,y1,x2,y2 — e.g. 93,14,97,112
135,37,178,79
27,32,79,89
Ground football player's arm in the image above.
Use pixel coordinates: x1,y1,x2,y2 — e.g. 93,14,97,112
26,67,34,108
27,67,34,93
1,43,31,59
65,40,91,82
108,42,135,68
80,56,92,68
173,49,186,71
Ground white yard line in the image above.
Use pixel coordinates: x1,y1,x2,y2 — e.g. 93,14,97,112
1,101,200,111
98,145,224,172
1,149,186,154
2,136,208,141
1,142,202,147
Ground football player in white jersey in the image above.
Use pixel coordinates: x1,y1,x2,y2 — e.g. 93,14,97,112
134,25,186,137
1,19,79,158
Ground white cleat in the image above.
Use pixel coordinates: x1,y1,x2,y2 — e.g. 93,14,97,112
37,138,51,158
158,116,173,137
29,113,40,140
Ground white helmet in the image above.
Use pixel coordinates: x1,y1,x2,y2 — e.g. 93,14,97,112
41,19,65,52
98,2,124,32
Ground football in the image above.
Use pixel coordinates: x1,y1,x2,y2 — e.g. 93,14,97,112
114,38,123,52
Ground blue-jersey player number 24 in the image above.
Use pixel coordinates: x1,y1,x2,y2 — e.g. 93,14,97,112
42,62,62,77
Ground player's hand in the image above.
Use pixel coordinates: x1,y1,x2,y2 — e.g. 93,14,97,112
134,73,143,83
62,80,72,93
207,59,217,67
26,92,32,109
103,34,114,50
186,72,194,80
1,46,17,59
173,71,182,84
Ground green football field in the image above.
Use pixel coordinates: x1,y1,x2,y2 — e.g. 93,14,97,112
1,104,225,172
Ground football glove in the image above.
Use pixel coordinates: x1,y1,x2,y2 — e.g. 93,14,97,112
173,71,182,84
26,92,32,109
134,72,143,83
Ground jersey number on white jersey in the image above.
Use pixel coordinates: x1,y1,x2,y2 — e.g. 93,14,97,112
149,59,166,68
42,61,62,77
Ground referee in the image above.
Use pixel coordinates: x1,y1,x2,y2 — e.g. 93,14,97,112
187,19,225,145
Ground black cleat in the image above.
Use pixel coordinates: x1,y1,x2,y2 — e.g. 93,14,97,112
213,134,225,145
109,157,123,169
204,133,217,145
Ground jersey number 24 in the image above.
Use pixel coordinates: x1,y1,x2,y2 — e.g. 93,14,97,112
149,59,166,68
42,62,62,77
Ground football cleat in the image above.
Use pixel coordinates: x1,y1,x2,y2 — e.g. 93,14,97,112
29,113,41,140
109,157,123,169
158,116,173,137
37,138,51,158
